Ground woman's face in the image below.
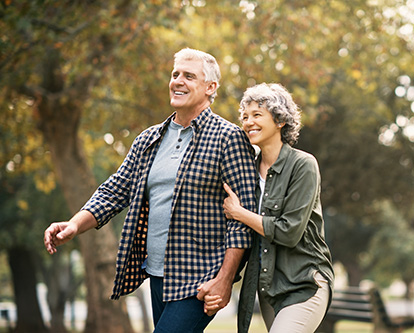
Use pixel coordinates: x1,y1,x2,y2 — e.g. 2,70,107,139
240,101,281,148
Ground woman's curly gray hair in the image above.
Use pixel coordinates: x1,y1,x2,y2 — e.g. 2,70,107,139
239,83,302,146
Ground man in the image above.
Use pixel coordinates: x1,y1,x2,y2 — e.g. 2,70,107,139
44,48,256,332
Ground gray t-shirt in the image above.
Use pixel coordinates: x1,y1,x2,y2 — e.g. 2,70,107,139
145,120,193,277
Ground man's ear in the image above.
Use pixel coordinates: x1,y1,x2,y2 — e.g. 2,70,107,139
206,81,218,96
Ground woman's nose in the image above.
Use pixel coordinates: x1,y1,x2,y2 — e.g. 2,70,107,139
244,116,253,126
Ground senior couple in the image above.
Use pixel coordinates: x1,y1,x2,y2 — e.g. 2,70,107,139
44,48,334,333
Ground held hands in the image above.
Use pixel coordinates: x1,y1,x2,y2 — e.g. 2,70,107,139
223,183,242,220
44,222,77,254
200,293,222,316
197,276,232,316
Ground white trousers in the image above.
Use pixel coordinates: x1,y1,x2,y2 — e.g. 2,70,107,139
259,272,330,333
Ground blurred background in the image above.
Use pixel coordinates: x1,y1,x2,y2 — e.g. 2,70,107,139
1,0,413,332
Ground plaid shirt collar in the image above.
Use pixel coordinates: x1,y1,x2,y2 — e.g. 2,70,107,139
158,107,212,135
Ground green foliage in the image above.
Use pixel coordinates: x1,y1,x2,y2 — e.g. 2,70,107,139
0,172,70,250
1,0,413,293
0,252,13,301
361,200,414,287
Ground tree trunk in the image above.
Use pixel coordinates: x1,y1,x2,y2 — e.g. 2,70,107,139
34,49,134,333
7,246,48,333
136,289,151,333
343,260,364,286
402,278,413,300
45,252,72,333
39,103,133,333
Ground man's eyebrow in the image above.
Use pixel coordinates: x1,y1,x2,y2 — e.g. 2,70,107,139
172,69,197,78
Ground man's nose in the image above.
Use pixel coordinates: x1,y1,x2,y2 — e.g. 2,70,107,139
173,74,184,84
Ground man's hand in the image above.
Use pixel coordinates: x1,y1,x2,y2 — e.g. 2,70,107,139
44,210,98,254
197,276,233,316
44,222,78,254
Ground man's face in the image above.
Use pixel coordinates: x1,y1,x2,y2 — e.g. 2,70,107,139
169,59,212,113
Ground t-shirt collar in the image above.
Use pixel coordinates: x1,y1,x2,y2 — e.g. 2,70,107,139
159,107,212,134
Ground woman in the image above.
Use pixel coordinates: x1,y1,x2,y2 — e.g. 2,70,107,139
208,83,334,332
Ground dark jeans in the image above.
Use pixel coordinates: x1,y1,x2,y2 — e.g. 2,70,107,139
149,275,215,332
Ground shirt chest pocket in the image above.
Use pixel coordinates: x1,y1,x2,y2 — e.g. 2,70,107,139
262,197,284,218
187,156,220,187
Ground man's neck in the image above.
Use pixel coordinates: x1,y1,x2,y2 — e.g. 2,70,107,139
174,105,209,127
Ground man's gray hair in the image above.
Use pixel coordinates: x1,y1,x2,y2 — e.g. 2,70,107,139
174,48,221,103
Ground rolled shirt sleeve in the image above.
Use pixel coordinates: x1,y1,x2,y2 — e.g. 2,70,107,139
221,128,257,249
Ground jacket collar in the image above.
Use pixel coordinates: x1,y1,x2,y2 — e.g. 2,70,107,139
256,143,292,175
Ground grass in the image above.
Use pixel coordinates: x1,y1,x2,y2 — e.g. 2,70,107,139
205,314,266,332
3,316,414,332
205,314,414,332
335,321,414,333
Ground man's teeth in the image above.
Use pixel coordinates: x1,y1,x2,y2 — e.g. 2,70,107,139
175,91,187,95
249,130,259,134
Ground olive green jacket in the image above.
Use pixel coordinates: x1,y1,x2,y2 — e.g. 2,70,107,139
237,144,334,333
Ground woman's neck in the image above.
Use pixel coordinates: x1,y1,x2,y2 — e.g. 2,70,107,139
259,140,284,178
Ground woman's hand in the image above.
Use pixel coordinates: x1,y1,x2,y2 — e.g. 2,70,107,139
223,183,265,236
223,183,242,220
203,294,222,315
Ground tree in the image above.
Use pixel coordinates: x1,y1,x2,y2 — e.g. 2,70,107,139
362,201,414,298
2,1,414,329
171,0,414,284
0,1,182,331
0,169,71,332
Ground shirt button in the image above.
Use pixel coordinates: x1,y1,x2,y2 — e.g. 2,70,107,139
178,138,182,142
265,193,268,197
263,268,267,272
261,212,265,216
263,249,268,253
269,174,272,178
261,288,265,292
274,204,278,208
176,145,180,149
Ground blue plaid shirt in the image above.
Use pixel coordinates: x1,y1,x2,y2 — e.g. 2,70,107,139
82,108,257,301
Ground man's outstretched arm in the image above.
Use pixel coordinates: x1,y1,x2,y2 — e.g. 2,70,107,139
44,210,98,254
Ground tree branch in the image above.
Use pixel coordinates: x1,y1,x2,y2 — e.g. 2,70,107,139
30,19,91,36
97,97,154,117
